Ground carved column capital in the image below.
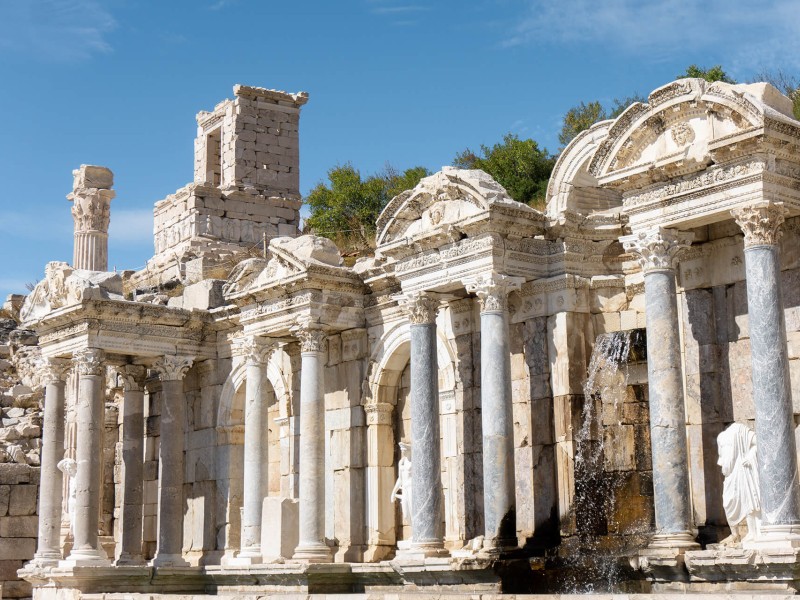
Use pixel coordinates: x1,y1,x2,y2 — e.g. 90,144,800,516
398,291,440,325
152,355,194,382
41,357,71,384
233,336,276,366
292,324,327,354
464,272,525,314
620,227,694,274
72,348,105,377
731,201,787,249
364,402,393,426
119,365,148,392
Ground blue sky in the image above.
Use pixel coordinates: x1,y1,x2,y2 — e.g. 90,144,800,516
1,0,799,300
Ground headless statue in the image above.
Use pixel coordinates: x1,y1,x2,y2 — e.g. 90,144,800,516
717,423,762,545
390,443,413,525
57,457,78,538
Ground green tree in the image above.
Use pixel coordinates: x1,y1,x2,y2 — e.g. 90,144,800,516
678,64,736,83
453,133,555,209
557,95,646,149
304,163,428,254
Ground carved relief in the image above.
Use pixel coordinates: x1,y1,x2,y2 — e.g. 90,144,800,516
118,365,148,392
293,325,327,354
621,227,694,273
40,357,71,385
72,348,105,377
398,291,440,325
670,122,695,146
233,336,276,365
464,272,525,314
731,202,787,248
152,355,195,381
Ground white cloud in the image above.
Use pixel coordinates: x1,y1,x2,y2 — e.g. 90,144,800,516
109,209,153,245
504,0,800,71
0,0,116,61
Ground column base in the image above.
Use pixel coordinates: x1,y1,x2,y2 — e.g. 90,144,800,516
224,547,264,566
150,553,189,567
114,553,146,566
30,550,62,568
397,541,450,560
744,524,800,549
481,536,519,555
648,531,699,550
60,546,111,568
291,542,332,563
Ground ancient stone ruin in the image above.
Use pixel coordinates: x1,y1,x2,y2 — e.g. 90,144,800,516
6,79,800,597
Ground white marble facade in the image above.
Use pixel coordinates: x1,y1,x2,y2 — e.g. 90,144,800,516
18,79,800,595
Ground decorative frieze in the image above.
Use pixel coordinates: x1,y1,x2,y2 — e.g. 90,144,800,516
621,227,694,274
152,355,194,381
731,202,787,248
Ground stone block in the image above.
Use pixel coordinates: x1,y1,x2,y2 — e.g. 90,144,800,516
262,497,298,559
0,537,34,560
603,424,635,471
0,516,37,538
7,485,36,516
182,279,226,310
0,486,8,516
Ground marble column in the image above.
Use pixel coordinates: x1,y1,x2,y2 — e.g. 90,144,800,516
732,202,800,546
151,355,194,567
32,358,70,566
466,272,524,552
291,325,332,563
236,337,274,563
68,165,115,271
400,291,447,556
63,348,110,565
621,227,698,549
116,365,147,565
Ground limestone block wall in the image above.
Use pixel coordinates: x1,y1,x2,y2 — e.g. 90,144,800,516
0,463,39,599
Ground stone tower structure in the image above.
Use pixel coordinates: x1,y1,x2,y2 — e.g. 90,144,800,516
68,165,115,271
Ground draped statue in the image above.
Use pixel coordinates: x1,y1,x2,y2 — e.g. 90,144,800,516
717,423,761,545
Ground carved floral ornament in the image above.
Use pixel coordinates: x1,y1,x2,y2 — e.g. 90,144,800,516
118,365,148,392
464,272,525,314
397,291,441,325
72,348,105,377
41,357,71,384
731,202,787,249
69,191,114,233
620,227,694,274
152,355,194,382
291,322,327,354
233,336,277,365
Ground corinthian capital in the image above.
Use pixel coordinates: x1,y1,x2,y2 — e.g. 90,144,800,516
464,272,525,314
72,348,105,377
152,355,194,382
233,336,276,365
620,227,694,274
731,202,787,249
41,357,71,384
397,291,440,325
118,365,148,392
291,321,327,354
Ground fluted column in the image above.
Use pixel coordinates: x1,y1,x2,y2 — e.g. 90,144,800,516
68,165,115,271
116,365,147,565
732,202,800,547
291,325,332,563
63,348,110,565
466,272,524,552
400,291,447,557
621,227,698,549
32,358,70,566
235,337,274,563
151,355,194,567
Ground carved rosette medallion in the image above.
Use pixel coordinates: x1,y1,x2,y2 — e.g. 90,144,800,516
293,326,327,354
398,291,440,325
118,365,148,392
72,348,105,377
731,202,787,249
364,402,393,426
152,355,195,382
465,272,525,314
620,227,694,274
670,122,695,146
41,357,71,384
233,336,276,366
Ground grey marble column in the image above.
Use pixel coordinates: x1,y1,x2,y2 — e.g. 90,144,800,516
63,348,110,565
32,358,70,566
116,365,147,565
291,325,332,563
732,202,800,546
466,273,524,552
237,337,274,563
621,228,698,549
401,291,447,557
151,355,194,567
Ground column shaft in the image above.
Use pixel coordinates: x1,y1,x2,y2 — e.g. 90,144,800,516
117,366,146,565
240,358,269,560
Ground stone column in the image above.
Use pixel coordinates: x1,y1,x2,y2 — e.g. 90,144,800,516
151,355,194,567
68,165,115,271
32,358,70,566
621,227,698,549
236,337,274,564
400,291,447,557
364,402,395,562
732,202,800,546
63,348,110,565
291,325,332,563
116,365,147,565
466,272,524,552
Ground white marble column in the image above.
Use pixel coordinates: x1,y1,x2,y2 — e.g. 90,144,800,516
68,165,115,271
116,365,147,565
151,355,194,567
400,291,448,557
466,272,524,552
621,227,698,549
732,202,800,547
63,348,110,566
291,325,332,563
32,358,70,566
235,337,274,564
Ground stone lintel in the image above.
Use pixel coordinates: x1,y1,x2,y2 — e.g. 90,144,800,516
233,84,309,107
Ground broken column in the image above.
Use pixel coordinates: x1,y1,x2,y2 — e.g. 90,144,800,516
68,165,115,271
